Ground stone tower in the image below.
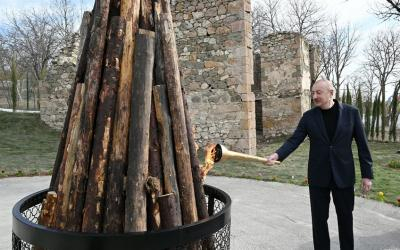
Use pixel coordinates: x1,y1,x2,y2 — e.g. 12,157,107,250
257,32,312,139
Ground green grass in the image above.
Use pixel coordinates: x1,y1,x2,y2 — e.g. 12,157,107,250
0,111,60,177
206,139,400,206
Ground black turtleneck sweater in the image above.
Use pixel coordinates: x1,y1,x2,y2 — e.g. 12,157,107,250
320,100,339,142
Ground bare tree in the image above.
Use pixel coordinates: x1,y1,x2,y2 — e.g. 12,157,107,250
365,29,400,140
50,0,79,47
318,35,334,81
373,0,400,22
286,0,325,42
329,18,359,100
252,0,284,51
5,9,63,109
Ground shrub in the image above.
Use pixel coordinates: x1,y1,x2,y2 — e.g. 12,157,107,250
387,160,400,169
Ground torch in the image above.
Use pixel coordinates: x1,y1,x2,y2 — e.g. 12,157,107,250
201,143,280,180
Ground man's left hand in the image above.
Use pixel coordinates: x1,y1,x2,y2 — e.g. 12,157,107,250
362,178,372,194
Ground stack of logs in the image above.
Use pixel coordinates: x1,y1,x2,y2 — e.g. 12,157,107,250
39,0,210,243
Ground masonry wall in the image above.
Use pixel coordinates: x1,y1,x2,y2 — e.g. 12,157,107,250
259,32,311,139
172,0,256,153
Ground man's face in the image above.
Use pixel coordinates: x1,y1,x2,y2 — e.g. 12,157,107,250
311,82,333,108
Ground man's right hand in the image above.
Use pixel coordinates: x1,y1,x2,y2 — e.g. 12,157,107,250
265,153,280,165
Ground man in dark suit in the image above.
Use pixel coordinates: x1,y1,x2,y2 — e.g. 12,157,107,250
266,79,373,250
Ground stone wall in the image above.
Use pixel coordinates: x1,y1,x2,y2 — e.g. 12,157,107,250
258,32,311,139
172,0,256,153
40,33,80,129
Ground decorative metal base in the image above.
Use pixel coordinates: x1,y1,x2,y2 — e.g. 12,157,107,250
12,185,231,250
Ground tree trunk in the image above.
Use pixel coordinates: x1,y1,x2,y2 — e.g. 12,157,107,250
50,9,94,191
159,8,198,225
139,0,154,30
81,16,125,233
158,193,181,229
152,84,182,225
103,0,140,233
52,83,85,230
124,29,155,232
153,1,165,86
66,0,111,232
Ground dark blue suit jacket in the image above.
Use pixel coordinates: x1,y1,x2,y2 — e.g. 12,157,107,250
276,102,373,188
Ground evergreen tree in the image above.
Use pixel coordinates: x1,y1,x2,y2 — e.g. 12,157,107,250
375,94,381,139
356,86,363,120
11,55,18,112
370,95,377,139
365,97,372,137
346,85,352,105
341,91,346,104
389,82,400,142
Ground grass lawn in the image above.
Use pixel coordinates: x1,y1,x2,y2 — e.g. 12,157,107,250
0,111,399,206
0,111,60,177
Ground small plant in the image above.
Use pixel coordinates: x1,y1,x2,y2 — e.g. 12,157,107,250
378,191,385,202
387,160,400,169
16,170,24,177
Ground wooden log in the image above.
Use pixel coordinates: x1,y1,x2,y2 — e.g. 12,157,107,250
147,100,163,231
103,0,140,233
124,29,155,233
152,85,182,225
50,9,94,191
181,88,208,220
159,8,198,225
38,191,57,227
145,176,161,230
139,0,154,30
81,16,125,233
158,193,181,229
153,1,165,86
65,0,111,232
52,83,85,230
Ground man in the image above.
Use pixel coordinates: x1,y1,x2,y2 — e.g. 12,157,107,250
266,79,373,250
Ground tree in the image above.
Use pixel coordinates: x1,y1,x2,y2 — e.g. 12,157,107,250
356,85,363,119
374,0,400,22
365,97,372,137
389,81,400,141
10,55,18,111
286,0,325,42
50,0,79,47
365,29,400,141
341,90,346,104
330,18,359,100
346,84,352,105
375,93,382,139
5,9,63,109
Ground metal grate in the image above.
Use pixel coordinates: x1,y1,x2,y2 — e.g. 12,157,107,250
12,187,231,250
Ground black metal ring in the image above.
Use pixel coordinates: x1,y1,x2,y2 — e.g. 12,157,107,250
12,184,231,250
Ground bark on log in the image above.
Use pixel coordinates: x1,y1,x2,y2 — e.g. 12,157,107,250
38,191,57,228
158,193,181,229
65,0,111,232
160,9,198,225
152,84,182,225
53,83,85,230
81,16,125,233
145,176,161,230
103,0,140,234
181,88,208,220
139,0,154,30
153,1,165,86
124,29,155,233
50,9,94,191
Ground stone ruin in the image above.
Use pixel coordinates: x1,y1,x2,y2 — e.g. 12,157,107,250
40,0,319,154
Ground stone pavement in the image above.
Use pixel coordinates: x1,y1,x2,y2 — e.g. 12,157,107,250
1,176,399,250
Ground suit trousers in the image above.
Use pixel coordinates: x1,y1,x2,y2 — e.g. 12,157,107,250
309,186,354,250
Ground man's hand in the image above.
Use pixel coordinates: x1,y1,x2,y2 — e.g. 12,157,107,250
361,178,372,196
265,153,280,165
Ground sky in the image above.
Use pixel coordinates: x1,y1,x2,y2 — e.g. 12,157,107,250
0,0,398,95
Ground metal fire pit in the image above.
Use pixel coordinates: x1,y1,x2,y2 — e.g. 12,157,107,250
12,185,231,250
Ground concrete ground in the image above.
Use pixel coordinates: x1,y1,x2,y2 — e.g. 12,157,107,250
1,176,399,250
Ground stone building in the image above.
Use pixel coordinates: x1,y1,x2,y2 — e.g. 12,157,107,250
253,32,318,140
172,0,256,154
